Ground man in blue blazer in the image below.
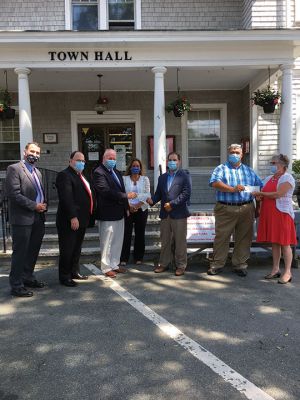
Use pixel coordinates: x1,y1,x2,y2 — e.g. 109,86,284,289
148,152,191,276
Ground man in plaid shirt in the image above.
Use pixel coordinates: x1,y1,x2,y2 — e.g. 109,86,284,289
208,144,263,277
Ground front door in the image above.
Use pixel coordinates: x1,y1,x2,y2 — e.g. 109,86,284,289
78,123,135,179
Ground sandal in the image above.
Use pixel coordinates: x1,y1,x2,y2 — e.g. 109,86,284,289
264,272,281,280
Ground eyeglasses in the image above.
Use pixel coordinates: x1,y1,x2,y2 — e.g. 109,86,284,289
270,162,277,165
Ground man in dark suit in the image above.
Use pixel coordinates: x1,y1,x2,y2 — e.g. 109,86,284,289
56,151,94,287
148,152,191,276
6,142,47,297
92,148,136,278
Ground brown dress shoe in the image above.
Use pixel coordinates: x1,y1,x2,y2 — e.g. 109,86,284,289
154,265,168,273
175,268,185,276
115,267,127,273
105,270,117,278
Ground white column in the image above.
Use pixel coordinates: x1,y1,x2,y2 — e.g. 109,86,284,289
279,64,293,168
14,68,33,154
151,66,167,187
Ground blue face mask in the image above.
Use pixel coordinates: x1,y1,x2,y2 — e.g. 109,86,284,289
104,159,116,170
270,165,277,174
228,154,241,164
168,160,178,171
75,161,85,173
131,166,140,175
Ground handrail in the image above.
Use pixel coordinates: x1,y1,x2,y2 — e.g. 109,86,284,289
39,167,58,206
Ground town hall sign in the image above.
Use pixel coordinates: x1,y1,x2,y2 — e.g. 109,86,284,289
48,50,132,61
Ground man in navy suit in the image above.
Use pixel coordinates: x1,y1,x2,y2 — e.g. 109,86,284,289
92,149,136,278
148,152,191,276
6,142,47,297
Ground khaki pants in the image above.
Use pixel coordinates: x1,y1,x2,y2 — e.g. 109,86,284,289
159,217,187,270
211,202,255,270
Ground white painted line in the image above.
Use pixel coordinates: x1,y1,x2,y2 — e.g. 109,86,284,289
84,263,275,400
0,274,9,278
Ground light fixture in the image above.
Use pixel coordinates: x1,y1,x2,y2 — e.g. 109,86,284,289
94,74,108,114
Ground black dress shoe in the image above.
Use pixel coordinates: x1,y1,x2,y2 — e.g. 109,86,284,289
234,269,248,277
23,279,45,288
60,279,78,287
11,287,33,297
71,273,88,280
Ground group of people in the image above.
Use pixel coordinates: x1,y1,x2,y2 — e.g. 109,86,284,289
5,141,296,297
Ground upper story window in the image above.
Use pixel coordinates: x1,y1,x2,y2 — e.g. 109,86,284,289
72,0,98,31
108,0,134,30
67,0,141,30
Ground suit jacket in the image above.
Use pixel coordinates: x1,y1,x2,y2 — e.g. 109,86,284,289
5,161,46,225
92,163,128,221
56,166,93,229
152,169,191,219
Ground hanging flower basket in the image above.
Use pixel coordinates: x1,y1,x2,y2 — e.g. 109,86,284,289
251,85,281,114
166,96,191,118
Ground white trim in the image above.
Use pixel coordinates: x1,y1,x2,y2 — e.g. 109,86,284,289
296,94,300,159
296,0,300,23
251,105,258,172
181,103,227,173
99,0,108,30
65,0,72,30
70,110,141,159
135,0,141,30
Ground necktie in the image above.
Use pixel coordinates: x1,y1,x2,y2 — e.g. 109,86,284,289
32,169,44,203
79,174,93,214
110,170,121,187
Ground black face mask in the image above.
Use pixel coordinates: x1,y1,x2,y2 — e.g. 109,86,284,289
26,154,39,164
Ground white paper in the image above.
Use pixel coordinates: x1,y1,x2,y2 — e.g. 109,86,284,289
244,185,260,193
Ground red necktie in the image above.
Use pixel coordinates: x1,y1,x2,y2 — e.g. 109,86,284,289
79,174,93,214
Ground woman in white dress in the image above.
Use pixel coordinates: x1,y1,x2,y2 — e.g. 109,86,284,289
120,158,151,265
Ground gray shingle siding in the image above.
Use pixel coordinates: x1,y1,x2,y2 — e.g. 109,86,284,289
0,0,65,31
141,0,243,30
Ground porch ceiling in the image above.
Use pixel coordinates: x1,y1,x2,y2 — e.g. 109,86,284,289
1,67,261,92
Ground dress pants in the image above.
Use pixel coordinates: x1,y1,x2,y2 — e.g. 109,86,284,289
57,221,86,281
98,219,124,273
159,217,187,270
211,202,255,270
120,209,148,263
10,213,45,289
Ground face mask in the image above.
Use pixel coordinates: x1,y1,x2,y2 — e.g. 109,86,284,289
228,154,241,164
104,159,116,170
168,161,178,171
131,166,140,175
75,161,85,173
26,154,39,164
270,165,277,174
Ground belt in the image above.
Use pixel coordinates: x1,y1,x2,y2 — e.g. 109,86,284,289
218,201,253,206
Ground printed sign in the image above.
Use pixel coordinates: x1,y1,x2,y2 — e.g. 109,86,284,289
114,145,126,171
187,215,216,243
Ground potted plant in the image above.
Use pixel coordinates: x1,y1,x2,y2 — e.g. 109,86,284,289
166,96,191,117
0,89,15,120
251,85,281,114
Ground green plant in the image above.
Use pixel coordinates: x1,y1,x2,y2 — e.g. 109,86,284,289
251,85,281,107
166,96,191,115
292,159,300,177
0,89,12,112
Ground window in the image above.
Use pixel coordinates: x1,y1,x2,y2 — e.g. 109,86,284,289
67,0,140,30
108,0,134,30
0,114,20,171
72,0,98,31
187,110,221,168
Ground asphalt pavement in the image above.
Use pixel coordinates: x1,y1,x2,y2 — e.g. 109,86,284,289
0,254,299,400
